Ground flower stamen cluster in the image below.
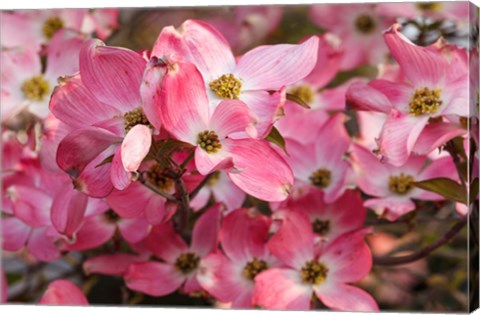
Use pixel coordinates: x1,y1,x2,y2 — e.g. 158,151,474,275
175,252,200,275
242,257,268,281
312,219,330,236
42,16,64,39
300,260,329,285
197,130,222,153
289,85,315,104
388,173,415,194
355,15,376,34
146,164,174,191
21,76,50,101
123,108,151,132
309,168,332,188
409,87,443,116
209,74,242,99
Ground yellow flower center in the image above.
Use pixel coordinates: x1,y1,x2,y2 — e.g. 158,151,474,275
42,16,64,40
355,15,376,34
174,252,200,275
300,260,329,285
21,75,50,101
309,168,331,189
388,173,415,194
123,108,151,132
242,257,268,281
409,87,443,116
146,164,174,191
209,74,242,99
207,171,221,186
312,219,330,236
197,130,222,153
289,85,315,104
416,2,442,11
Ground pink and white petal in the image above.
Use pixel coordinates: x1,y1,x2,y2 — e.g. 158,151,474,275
413,122,467,155
110,146,133,191
151,26,190,63
413,156,458,200
92,117,125,137
327,190,367,241
321,228,372,283
118,217,151,244
304,34,343,88
211,173,246,212
209,100,255,139
74,147,115,198
125,262,184,297
379,110,429,167
44,29,84,80
364,197,416,221
384,24,448,86
228,139,293,202
253,268,312,310
190,186,211,211
314,114,350,168
195,145,233,175
84,253,145,276
268,211,314,269
191,203,222,257
144,195,170,225
56,126,121,176
27,228,61,262
140,59,167,131
315,283,378,312
144,224,188,263
0,12,41,49
159,62,209,143
236,36,319,91
346,81,393,113
221,207,270,263
65,215,115,251
39,280,89,305
350,144,390,197
239,90,285,138
80,39,145,111
369,79,413,112
107,182,154,218
51,186,88,238
183,274,202,294
50,75,121,130
121,125,152,172
2,217,30,252
441,76,469,117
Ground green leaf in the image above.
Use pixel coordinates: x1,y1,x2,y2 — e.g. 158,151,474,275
286,93,310,109
7,272,23,285
266,127,287,154
414,177,467,204
95,154,114,168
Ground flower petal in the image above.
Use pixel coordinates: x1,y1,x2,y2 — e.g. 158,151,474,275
144,224,188,263
364,197,416,221
316,283,378,312
121,124,152,172
413,122,466,155
110,146,133,191
191,203,222,257
346,81,393,114
2,217,30,252
84,253,145,276
209,100,255,139
51,186,88,238
39,280,89,305
117,217,151,244
125,262,184,297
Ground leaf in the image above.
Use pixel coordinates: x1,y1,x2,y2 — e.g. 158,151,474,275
95,154,114,168
414,177,467,204
286,93,310,109
265,127,287,154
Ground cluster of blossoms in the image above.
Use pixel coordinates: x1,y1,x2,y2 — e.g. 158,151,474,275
1,3,477,311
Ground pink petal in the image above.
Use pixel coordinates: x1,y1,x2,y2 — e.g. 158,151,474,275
350,144,390,197
110,146,133,191
228,139,293,202
2,217,30,251
159,61,209,143
364,197,416,221
413,122,466,155
183,275,202,294
346,81,393,113
56,126,121,177
107,182,156,218
191,203,222,257
121,124,152,172
379,110,429,167
117,217,151,244
51,186,88,238
194,145,234,176
220,208,270,263
304,34,343,88
39,280,89,305
369,79,413,112
0,12,40,49
140,59,167,130
384,24,448,86
321,228,372,283
316,283,378,312
210,173,246,211
236,36,319,91
413,156,458,200
209,100,255,139
79,39,145,111
10,186,52,227
268,211,314,269
144,224,188,263
153,20,236,78
74,147,115,198
66,215,115,251
27,228,61,262
125,262,184,297
49,74,121,129
84,253,145,276
253,268,312,310
44,30,83,80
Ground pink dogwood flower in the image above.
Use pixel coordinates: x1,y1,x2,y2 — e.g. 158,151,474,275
253,211,378,311
350,143,458,221
124,204,222,296
346,24,468,166
152,19,319,137
156,60,293,202
1,30,84,121
284,113,352,203
278,189,366,245
197,207,279,307
52,39,154,196
309,3,392,70
39,280,89,305
84,253,148,277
